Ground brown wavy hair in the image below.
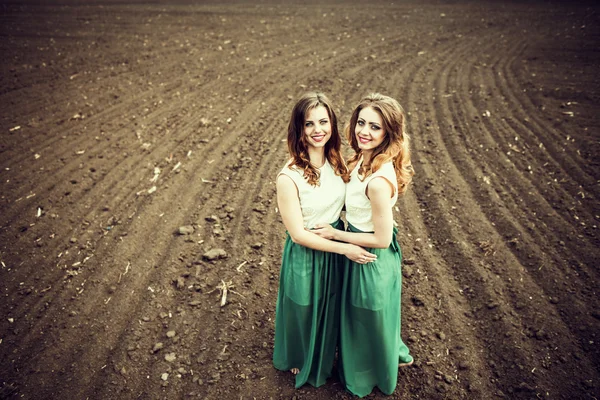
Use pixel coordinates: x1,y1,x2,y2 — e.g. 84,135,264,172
346,93,414,195
287,92,349,186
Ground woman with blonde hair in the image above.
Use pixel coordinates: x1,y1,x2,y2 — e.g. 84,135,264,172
313,93,414,397
273,92,377,389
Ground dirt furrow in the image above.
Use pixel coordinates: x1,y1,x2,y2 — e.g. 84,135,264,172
458,37,599,278
0,90,236,310
409,31,588,398
401,41,535,399
460,35,600,358
444,32,598,398
492,43,599,200
494,38,599,212
474,39,597,235
1,82,291,397
455,49,599,393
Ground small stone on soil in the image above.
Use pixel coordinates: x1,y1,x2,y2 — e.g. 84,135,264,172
165,352,176,362
203,248,227,261
178,225,194,235
176,277,185,289
152,342,164,353
167,330,176,338
205,215,219,223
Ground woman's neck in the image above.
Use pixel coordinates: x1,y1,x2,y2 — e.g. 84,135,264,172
358,150,374,176
308,147,326,168
361,150,373,165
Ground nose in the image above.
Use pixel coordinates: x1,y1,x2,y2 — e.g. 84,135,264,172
314,124,322,133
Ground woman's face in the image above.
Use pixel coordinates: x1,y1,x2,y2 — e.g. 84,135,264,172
355,106,385,151
303,105,332,149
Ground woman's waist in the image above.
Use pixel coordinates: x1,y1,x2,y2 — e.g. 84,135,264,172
305,218,344,231
347,222,400,253
302,214,343,230
345,213,375,232
285,218,344,236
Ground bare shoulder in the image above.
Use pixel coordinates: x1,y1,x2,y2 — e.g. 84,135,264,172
277,173,295,189
367,176,394,198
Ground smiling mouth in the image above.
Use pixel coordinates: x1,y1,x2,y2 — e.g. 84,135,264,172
358,136,370,144
312,135,325,142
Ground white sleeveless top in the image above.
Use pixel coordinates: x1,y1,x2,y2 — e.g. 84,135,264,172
345,158,398,232
279,159,346,229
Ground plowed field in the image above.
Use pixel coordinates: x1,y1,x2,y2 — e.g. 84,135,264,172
1,1,599,399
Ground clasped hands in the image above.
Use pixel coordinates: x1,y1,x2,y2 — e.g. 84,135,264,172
308,223,377,265
310,223,337,240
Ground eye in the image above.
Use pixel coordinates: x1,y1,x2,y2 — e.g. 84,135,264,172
357,120,365,126
320,119,329,125
371,124,381,130
305,122,313,127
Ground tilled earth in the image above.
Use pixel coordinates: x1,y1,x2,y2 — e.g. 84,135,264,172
1,1,599,399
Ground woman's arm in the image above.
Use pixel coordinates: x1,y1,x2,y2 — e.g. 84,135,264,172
277,174,377,263
313,177,394,249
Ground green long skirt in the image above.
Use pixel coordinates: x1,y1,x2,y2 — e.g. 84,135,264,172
338,224,413,397
272,220,344,388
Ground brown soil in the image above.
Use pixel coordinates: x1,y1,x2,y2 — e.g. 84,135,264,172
1,1,599,399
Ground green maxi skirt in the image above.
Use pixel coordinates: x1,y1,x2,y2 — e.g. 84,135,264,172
272,220,344,388
338,224,413,397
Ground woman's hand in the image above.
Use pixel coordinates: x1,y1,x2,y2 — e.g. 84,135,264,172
343,243,377,264
311,223,338,240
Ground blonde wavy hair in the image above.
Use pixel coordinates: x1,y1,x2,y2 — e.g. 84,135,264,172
346,93,414,195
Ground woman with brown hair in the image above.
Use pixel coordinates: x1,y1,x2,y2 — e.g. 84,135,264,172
273,92,377,389
313,93,414,397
